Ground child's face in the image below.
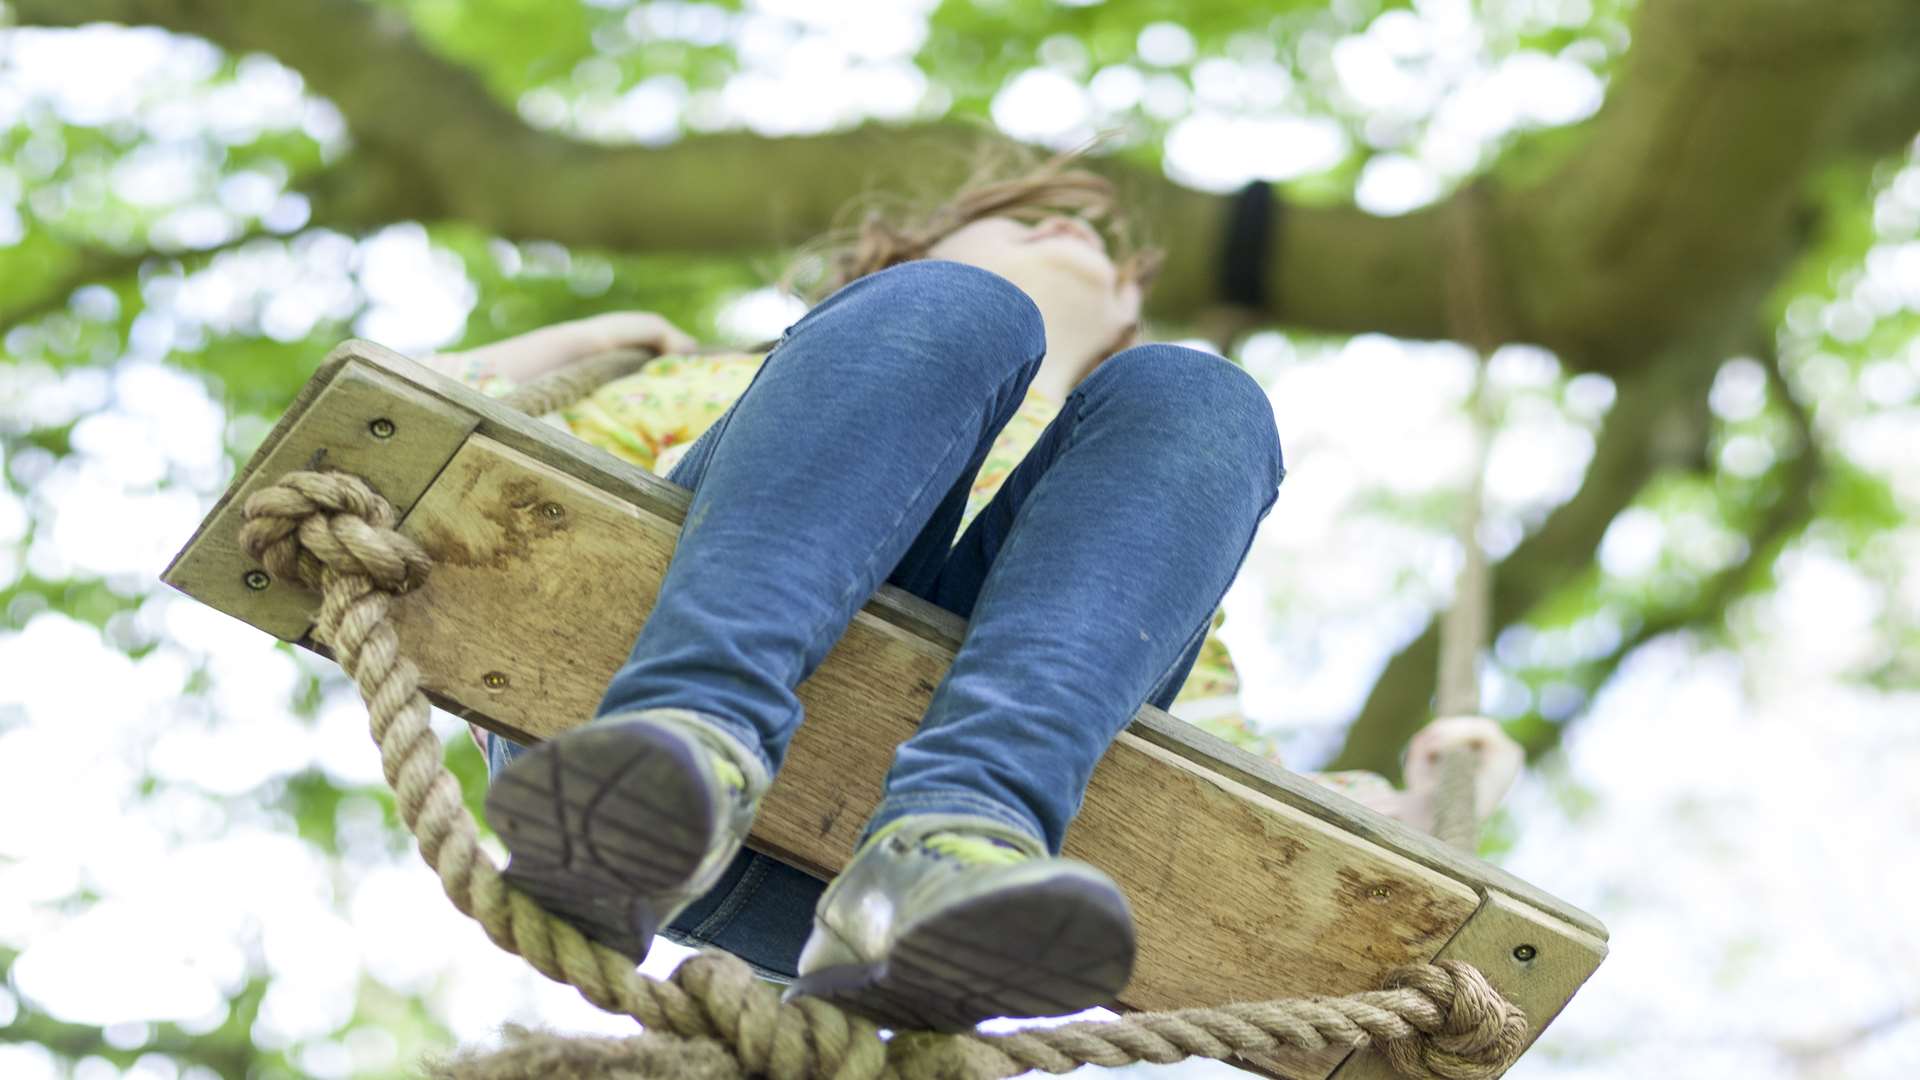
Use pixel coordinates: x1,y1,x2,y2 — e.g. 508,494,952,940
925,215,1143,358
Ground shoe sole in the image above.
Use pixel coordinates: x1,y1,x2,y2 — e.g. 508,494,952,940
791,874,1136,1032
483,720,720,964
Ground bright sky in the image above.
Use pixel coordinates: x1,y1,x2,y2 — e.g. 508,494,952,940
2,1,1919,1077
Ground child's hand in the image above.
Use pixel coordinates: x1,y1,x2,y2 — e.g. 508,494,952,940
428,311,700,385
577,311,700,359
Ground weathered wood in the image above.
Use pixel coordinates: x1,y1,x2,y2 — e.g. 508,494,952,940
165,339,1608,1077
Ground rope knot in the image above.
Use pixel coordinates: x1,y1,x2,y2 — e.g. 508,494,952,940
239,470,430,593
1378,960,1528,1080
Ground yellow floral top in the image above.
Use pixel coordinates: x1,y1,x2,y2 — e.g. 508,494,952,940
460,351,1258,744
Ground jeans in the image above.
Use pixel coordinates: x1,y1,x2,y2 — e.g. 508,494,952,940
487,259,1284,980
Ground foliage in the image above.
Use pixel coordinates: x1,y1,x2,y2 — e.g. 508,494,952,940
0,0,1915,1077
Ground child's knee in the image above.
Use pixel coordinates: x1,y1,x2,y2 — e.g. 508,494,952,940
1083,344,1283,481
812,260,1047,377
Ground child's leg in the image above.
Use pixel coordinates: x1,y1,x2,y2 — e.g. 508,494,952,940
877,342,1285,851
595,259,1049,770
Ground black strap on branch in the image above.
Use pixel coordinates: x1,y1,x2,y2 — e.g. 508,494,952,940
1219,179,1278,309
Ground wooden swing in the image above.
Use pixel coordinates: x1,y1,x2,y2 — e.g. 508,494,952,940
164,338,1605,1078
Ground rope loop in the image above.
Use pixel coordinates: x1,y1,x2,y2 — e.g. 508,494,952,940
235,467,1528,1080
239,470,431,593
1378,961,1530,1080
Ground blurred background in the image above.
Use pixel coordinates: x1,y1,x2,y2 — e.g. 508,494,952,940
2,0,1917,1077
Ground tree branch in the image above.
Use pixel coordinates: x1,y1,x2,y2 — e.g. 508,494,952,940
1508,341,1824,758
0,228,282,336
1325,352,1724,776
15,0,1920,373
0,245,145,333
1328,335,1824,775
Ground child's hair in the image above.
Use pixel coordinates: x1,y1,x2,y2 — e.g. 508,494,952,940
782,136,1166,307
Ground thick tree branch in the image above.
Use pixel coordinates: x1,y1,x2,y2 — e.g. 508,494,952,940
14,0,1920,374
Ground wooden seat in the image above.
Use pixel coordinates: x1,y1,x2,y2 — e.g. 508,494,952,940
165,339,1606,1079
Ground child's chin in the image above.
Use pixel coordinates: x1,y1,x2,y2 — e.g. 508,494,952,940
1029,246,1119,295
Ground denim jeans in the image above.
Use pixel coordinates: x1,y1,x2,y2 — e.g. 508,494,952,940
487,259,1284,979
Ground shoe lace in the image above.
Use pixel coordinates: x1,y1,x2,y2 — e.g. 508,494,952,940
921,831,1030,867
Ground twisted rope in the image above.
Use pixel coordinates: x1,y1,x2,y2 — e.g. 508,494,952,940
498,347,657,416
239,469,1528,1080
1422,188,1509,854
1430,748,1482,853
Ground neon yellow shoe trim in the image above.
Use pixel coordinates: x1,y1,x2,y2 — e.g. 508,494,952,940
710,755,746,794
922,831,1029,867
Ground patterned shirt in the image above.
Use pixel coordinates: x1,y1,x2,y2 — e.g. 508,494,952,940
457,351,1258,743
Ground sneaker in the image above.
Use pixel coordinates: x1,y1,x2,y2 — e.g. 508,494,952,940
789,813,1135,1032
483,708,767,963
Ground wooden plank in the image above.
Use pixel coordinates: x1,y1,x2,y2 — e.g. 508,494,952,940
161,362,477,641
1330,890,1607,1079
390,434,1481,1060
328,337,1606,943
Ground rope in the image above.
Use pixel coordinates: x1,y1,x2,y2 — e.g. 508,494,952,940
498,347,657,416
1429,360,1494,852
1429,745,1482,853
1422,187,1509,852
1436,183,1501,725
237,470,1527,1079
497,341,783,417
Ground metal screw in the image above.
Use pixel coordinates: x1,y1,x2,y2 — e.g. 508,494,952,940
1368,885,1391,901
243,569,271,591
1513,944,1537,963
539,502,565,520
482,671,510,690
369,417,396,439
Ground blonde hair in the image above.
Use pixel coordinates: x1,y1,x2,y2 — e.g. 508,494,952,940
783,138,1165,307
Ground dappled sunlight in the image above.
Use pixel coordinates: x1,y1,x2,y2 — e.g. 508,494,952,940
2,0,1918,1077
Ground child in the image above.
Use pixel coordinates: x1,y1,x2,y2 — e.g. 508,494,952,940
427,150,1284,1032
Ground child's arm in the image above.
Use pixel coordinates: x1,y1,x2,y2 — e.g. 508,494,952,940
421,311,701,386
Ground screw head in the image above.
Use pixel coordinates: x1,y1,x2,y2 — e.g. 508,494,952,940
539,502,565,520
243,569,271,591
368,417,396,439
1513,944,1537,963
482,671,510,690
1368,885,1391,901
